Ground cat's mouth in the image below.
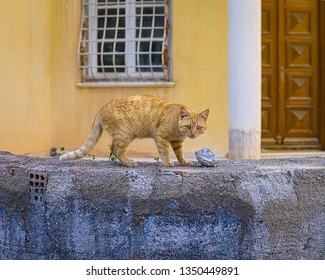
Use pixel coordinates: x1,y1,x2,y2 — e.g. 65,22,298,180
188,134,198,139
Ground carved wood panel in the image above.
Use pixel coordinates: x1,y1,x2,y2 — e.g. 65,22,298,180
262,0,278,145
261,0,321,148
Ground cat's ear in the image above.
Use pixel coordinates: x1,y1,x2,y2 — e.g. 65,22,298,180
200,109,209,120
180,107,189,119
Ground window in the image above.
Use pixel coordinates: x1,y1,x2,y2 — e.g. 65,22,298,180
78,0,172,85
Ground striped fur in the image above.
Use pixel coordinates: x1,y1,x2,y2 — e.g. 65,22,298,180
59,116,102,160
59,95,209,167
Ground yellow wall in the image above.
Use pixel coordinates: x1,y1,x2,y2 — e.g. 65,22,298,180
0,0,228,159
0,0,52,155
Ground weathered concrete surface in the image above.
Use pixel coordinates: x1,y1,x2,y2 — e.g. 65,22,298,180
0,151,324,260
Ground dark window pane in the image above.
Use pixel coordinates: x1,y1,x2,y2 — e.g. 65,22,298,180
137,54,150,72
140,28,152,38
155,6,164,15
143,17,153,27
152,41,162,52
98,42,125,73
115,42,125,52
155,16,164,27
151,54,162,66
138,41,149,52
117,29,125,38
153,28,164,38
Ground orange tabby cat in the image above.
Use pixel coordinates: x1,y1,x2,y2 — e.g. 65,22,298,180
59,95,209,167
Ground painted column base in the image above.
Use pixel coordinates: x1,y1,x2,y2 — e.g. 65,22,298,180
229,129,261,160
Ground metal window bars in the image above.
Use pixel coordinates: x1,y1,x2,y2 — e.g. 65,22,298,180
79,0,170,83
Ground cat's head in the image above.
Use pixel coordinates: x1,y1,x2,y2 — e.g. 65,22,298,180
178,107,209,139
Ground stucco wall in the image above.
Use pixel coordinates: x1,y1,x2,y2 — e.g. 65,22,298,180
0,0,228,158
0,152,324,259
0,0,52,154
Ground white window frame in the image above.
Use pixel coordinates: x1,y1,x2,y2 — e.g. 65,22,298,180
78,0,173,86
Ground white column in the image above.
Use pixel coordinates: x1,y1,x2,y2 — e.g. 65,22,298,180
228,0,261,160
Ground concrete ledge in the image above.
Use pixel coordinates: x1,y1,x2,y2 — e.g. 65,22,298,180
0,152,324,259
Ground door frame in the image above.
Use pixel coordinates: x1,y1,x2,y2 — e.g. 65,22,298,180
320,0,325,150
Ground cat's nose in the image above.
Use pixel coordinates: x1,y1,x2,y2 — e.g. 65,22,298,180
190,130,197,138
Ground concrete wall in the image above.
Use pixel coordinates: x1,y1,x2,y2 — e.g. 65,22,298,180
0,152,324,260
0,0,228,158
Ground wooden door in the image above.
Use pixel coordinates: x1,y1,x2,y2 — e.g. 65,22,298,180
262,0,323,149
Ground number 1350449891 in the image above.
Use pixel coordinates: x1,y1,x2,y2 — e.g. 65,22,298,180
179,266,239,276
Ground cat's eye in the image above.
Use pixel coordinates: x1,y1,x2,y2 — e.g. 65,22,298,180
197,126,202,130
186,125,192,129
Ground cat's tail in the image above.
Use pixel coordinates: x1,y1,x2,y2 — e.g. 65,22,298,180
59,115,103,161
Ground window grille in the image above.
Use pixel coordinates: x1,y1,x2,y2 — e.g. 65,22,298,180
79,0,171,84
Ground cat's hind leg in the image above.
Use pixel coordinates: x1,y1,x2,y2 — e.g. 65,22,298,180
154,137,174,167
110,136,137,167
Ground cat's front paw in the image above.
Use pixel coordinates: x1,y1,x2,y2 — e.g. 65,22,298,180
123,159,138,167
180,161,193,166
163,161,174,167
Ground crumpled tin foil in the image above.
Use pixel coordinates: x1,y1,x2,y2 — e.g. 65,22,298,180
195,148,218,167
